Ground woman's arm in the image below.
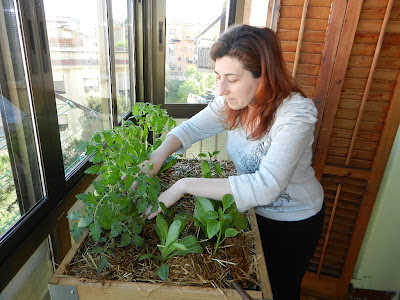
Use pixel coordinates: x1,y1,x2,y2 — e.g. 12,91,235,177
148,134,182,174
146,177,232,219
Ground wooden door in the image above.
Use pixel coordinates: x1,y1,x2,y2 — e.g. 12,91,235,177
266,0,400,298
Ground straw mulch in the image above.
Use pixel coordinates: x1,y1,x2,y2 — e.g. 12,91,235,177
65,159,261,293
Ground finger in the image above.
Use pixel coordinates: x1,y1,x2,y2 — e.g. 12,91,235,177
130,181,138,190
148,208,161,220
121,174,127,180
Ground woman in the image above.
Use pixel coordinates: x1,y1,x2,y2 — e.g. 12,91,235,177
145,24,324,299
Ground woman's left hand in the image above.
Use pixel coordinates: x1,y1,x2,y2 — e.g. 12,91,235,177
145,179,185,219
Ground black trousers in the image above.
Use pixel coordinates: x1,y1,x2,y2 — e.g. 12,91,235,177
256,207,324,300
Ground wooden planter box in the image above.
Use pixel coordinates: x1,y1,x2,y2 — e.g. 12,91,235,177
49,209,272,300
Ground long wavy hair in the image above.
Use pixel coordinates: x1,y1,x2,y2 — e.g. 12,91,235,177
210,24,305,140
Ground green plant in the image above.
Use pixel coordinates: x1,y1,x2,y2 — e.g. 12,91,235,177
139,214,203,280
67,103,176,272
198,151,222,178
193,194,248,255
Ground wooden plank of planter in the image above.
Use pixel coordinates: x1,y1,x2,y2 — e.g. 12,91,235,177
49,209,272,300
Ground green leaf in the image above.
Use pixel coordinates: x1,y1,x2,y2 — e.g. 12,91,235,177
222,194,235,212
165,220,181,250
139,253,156,261
172,242,188,251
159,155,178,173
78,214,92,228
90,222,101,242
200,161,211,178
132,224,143,235
155,215,168,244
194,197,214,220
69,223,83,242
102,131,114,146
89,246,104,255
85,164,101,175
98,208,113,230
132,235,145,247
97,256,109,274
179,235,199,247
198,153,207,158
225,228,239,238
206,219,220,239
214,163,222,176
158,263,169,280
110,222,122,238
76,193,96,205
232,214,248,230
92,151,105,164
173,214,187,232
119,232,131,247
67,211,82,220
93,181,105,193
93,133,102,144
137,197,148,214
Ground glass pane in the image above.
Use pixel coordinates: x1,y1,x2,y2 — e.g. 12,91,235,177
43,0,112,175
0,0,43,236
112,0,134,121
165,0,227,104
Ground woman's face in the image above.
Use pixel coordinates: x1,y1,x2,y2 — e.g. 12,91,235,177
215,56,260,111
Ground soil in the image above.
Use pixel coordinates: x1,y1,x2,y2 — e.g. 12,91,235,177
65,159,261,292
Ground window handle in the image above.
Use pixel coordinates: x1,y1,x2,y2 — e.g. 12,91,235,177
158,21,163,51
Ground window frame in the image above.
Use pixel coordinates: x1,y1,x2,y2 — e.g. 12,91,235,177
0,0,137,290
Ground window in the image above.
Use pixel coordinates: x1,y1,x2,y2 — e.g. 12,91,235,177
43,0,113,175
112,0,135,121
0,0,136,290
0,0,43,237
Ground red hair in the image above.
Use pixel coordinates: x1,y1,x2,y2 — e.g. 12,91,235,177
210,25,305,140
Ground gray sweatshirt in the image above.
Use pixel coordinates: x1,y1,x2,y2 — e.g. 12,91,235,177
168,93,324,221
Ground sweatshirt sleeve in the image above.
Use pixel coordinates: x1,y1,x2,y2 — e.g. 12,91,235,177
167,96,226,155
228,97,318,213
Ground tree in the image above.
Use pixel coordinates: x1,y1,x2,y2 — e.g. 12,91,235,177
175,66,216,103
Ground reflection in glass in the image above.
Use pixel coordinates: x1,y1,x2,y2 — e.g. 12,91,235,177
43,0,112,175
112,0,134,121
165,0,227,104
0,0,43,236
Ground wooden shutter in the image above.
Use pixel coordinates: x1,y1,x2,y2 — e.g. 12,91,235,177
267,0,400,298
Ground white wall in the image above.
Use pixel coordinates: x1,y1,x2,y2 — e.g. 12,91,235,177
351,125,400,296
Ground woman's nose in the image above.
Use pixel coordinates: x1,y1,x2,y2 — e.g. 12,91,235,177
217,81,228,96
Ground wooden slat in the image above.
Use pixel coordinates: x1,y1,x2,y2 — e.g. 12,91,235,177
322,165,371,180
331,128,381,142
278,29,327,42
283,0,333,6
312,0,364,180
292,0,310,77
357,20,400,33
338,42,400,297
353,32,400,45
333,119,383,132
296,74,318,86
348,55,400,69
286,63,320,75
282,52,322,64
345,0,394,166
341,89,393,101
335,109,387,122
281,41,324,53
330,137,378,152
345,67,399,80
278,18,329,31
359,7,400,20
363,0,400,8
325,156,373,169
338,99,390,113
280,6,331,19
